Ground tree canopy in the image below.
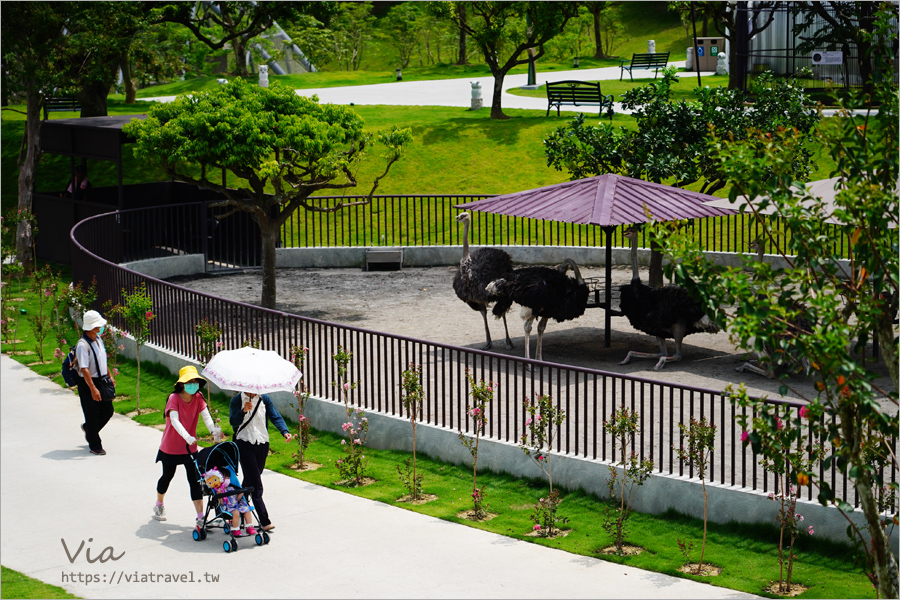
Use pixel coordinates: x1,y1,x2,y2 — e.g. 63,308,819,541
543,68,821,195
653,5,898,595
125,78,411,308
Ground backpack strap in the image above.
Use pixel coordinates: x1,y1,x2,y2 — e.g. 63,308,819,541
82,333,107,377
235,395,263,439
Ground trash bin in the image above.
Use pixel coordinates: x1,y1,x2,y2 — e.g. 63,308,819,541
694,37,723,71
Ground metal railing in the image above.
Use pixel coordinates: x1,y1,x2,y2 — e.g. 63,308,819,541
70,204,888,508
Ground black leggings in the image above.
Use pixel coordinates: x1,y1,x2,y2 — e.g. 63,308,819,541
156,454,202,501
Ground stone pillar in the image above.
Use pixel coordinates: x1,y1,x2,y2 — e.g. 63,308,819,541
686,47,694,70
648,40,656,54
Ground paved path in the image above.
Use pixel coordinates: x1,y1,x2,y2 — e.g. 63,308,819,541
142,63,712,115
1,355,758,599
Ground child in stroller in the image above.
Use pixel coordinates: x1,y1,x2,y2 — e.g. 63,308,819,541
203,468,257,537
190,441,270,552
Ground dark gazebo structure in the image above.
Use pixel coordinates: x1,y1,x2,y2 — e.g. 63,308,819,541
456,174,735,347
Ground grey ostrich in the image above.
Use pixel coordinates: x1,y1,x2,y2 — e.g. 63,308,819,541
619,226,719,370
736,238,812,378
487,259,589,362
452,212,514,350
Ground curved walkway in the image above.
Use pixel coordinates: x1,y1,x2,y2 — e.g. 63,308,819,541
1,354,758,598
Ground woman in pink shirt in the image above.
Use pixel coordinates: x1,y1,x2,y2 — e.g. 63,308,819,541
152,366,222,529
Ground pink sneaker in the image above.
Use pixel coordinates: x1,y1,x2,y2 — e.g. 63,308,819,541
245,526,257,535
233,528,244,537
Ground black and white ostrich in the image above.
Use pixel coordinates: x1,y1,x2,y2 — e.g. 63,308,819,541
486,259,589,362
452,211,515,350
736,238,812,378
619,226,719,370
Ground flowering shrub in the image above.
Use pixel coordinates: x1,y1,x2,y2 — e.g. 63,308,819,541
674,416,716,573
116,283,155,413
289,345,311,467
603,406,654,554
398,363,425,500
194,318,223,365
739,402,825,593
333,346,368,485
458,371,493,519
520,394,568,536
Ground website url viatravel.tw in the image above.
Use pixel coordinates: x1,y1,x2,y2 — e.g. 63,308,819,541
61,570,220,585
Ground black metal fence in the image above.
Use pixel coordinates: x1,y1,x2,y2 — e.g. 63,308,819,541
69,205,893,509
94,197,853,271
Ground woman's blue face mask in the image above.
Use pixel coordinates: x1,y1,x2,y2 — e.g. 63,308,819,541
184,382,200,395
98,326,105,335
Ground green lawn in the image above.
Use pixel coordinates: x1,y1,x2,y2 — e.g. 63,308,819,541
0,566,80,599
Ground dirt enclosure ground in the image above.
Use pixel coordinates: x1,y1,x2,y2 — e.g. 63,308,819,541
170,264,894,407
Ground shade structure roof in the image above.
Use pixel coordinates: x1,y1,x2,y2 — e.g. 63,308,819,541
703,177,898,228
454,174,735,226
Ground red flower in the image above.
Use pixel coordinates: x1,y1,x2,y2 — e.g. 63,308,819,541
145,311,154,320
799,406,810,419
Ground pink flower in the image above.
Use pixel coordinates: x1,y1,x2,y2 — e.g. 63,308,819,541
768,492,775,501
741,431,749,443
216,341,223,348
44,289,51,297
146,311,153,320
536,414,542,421
54,348,62,359
525,418,533,426
119,344,125,351
799,406,809,419
113,368,119,376
341,440,346,445
807,526,814,535
342,423,351,431
343,382,350,391
353,438,361,445
797,514,804,522
533,524,541,531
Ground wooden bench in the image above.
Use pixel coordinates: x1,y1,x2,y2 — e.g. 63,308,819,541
545,80,614,120
618,52,670,81
42,96,81,120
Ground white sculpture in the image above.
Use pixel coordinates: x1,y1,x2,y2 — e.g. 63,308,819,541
470,81,483,110
648,40,656,54
716,52,729,76
259,65,269,88
685,47,694,70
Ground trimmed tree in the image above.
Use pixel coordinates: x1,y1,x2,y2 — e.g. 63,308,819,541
125,78,411,309
431,2,579,119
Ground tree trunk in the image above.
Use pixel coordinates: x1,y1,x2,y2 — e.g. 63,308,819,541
120,57,138,104
455,4,468,65
592,9,607,59
259,219,279,309
233,36,250,77
489,73,509,120
77,80,110,118
16,89,43,274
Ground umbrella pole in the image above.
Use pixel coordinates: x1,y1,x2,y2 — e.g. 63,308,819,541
604,226,614,348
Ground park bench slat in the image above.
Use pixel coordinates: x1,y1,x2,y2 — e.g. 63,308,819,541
43,96,81,120
619,52,670,81
545,80,614,120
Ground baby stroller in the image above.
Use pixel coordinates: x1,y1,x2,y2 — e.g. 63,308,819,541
188,441,271,552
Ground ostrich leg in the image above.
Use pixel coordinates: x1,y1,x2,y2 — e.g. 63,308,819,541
522,315,535,360
479,307,493,350
620,338,670,367
500,314,514,350
535,316,549,362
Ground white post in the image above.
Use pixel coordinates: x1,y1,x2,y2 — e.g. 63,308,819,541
648,40,656,54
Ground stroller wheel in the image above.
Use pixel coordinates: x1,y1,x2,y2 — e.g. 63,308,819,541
263,532,270,545
223,539,236,553
223,522,231,535
192,529,201,541
255,533,263,546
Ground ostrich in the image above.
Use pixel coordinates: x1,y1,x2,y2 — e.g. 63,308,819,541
736,238,812,378
619,226,719,370
486,259,589,362
452,212,515,350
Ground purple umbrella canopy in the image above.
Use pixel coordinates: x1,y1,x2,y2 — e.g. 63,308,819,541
455,174,736,347
454,174,734,226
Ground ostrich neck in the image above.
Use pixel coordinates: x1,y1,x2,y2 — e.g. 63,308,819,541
630,235,640,281
461,219,470,260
